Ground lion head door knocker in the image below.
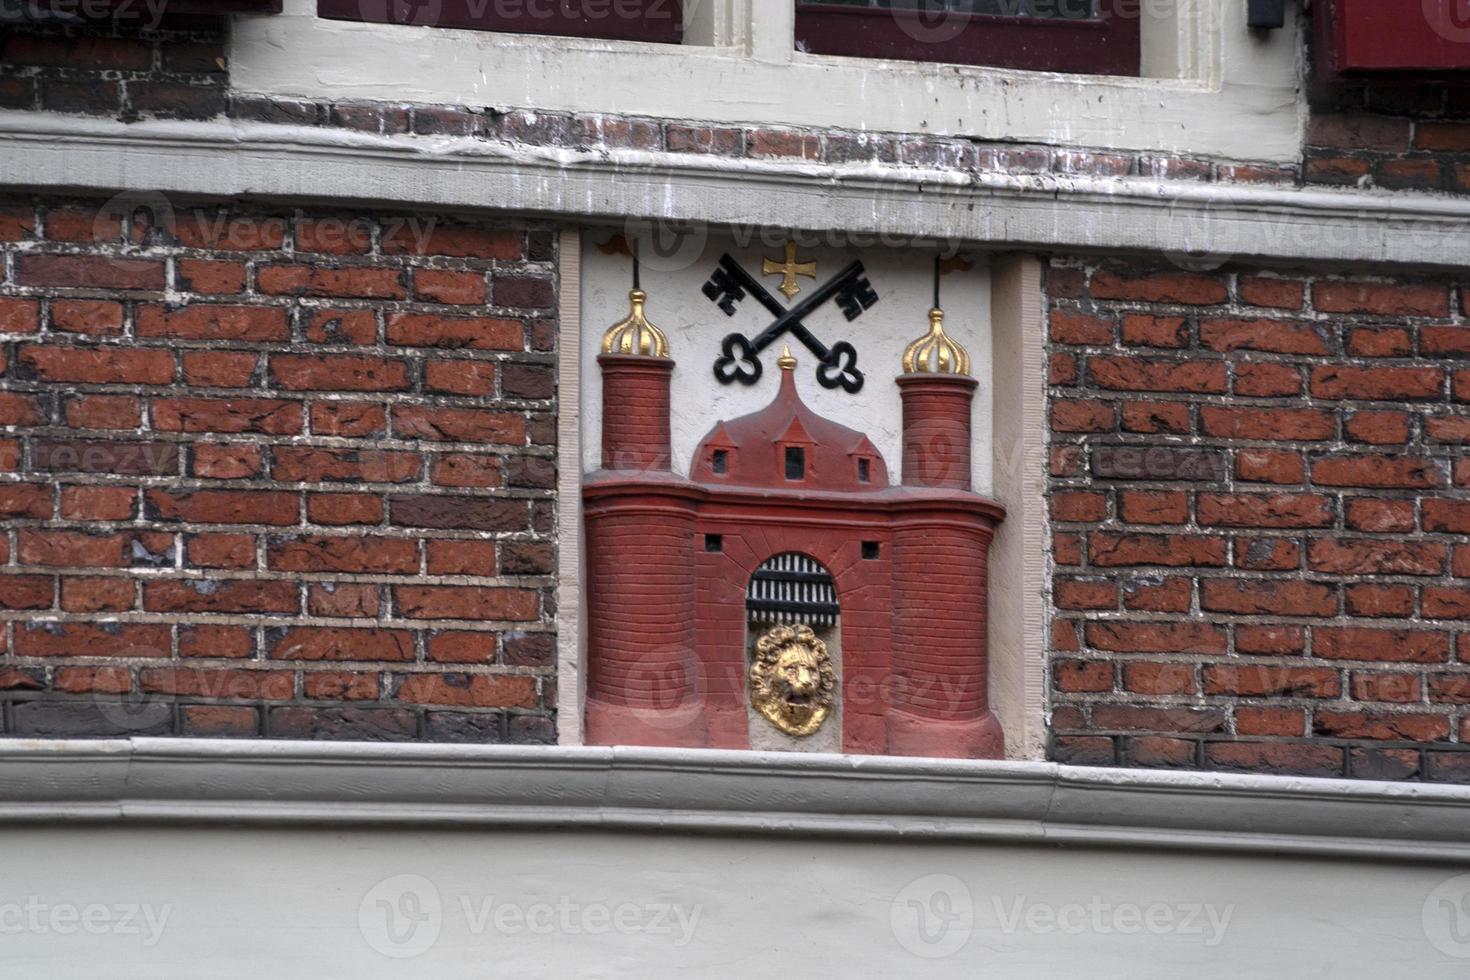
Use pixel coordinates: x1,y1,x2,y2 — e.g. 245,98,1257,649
749,624,836,737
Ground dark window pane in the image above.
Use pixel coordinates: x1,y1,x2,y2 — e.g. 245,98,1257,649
785,447,806,481
794,0,1139,76
799,0,1096,19
712,450,729,475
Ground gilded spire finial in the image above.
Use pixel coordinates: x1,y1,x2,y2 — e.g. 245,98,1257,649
902,307,971,376
778,344,797,370
600,288,670,358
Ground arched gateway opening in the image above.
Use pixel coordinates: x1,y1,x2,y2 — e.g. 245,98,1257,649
745,553,842,752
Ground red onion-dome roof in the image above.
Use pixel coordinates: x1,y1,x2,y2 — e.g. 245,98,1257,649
690,350,889,492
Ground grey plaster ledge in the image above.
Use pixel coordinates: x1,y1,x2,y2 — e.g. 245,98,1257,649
2,738,1470,863
4,111,1470,269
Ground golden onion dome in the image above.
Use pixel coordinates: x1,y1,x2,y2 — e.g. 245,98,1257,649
902,307,971,376
600,289,670,358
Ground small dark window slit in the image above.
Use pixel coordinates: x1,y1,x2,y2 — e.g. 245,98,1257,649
712,449,728,475
785,446,805,481
862,542,880,560
705,534,723,553
857,458,871,483
1247,0,1285,30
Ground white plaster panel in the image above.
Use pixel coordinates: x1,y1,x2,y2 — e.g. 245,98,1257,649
579,230,993,493
3,823,1464,977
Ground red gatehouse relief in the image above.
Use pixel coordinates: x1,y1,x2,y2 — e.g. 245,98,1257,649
583,283,1006,758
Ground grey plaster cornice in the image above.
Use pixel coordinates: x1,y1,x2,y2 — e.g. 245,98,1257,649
3,738,1470,863
2,112,1469,270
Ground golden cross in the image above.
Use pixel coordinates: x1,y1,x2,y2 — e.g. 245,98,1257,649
762,241,817,301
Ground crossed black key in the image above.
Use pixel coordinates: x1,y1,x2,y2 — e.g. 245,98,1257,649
702,254,878,394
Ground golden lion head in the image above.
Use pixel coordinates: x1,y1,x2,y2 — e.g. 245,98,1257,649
750,624,836,737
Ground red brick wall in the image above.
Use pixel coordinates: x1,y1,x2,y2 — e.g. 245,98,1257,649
1306,92,1470,193
0,17,230,120
0,196,558,742
1047,259,1470,781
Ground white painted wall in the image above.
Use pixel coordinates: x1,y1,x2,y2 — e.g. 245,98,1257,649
5,823,1466,978
9,742,1470,976
579,230,994,493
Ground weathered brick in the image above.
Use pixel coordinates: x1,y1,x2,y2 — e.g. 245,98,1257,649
1090,269,1228,305
268,627,415,663
1123,662,1196,695
17,254,164,290
1196,494,1333,529
1200,580,1337,617
143,579,298,615
1093,446,1223,482
1088,533,1227,568
394,585,539,621
1085,621,1226,654
1234,362,1301,397
1205,665,1340,698
1310,366,1443,401
1308,539,1447,576
270,355,410,392
146,489,298,526
392,406,525,444
177,259,246,295
257,265,405,300
1205,742,1344,777
153,398,302,435
1117,491,1187,525
1050,311,1114,345
382,222,521,259
1238,276,1305,309
137,305,288,342
1315,711,1450,742
20,345,174,384
14,622,170,658
51,299,122,336
1314,628,1450,663
1054,659,1114,692
310,402,385,437
386,313,524,350
1050,400,1115,433
1200,318,1329,356
267,535,419,574
1200,407,1334,441
1310,455,1445,489
64,394,140,430
1315,281,1449,317
1089,357,1228,394
182,352,259,388
1234,450,1305,485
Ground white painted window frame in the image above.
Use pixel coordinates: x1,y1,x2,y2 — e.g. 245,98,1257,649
233,0,1303,161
